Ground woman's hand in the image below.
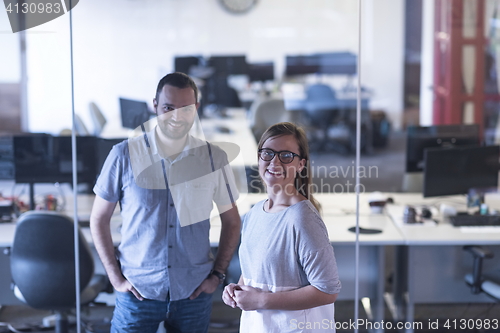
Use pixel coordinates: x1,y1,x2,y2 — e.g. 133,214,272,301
222,283,242,308
233,285,269,311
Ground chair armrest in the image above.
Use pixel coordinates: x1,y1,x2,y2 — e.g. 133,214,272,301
464,245,494,259
463,246,494,294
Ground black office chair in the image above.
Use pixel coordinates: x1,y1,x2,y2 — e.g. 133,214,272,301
9,211,110,333
463,246,500,301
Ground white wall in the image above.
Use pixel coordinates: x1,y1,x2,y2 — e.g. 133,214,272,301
0,8,20,82
23,0,405,134
362,0,405,130
25,14,73,134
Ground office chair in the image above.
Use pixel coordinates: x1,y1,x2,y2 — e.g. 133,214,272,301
303,84,341,151
463,246,500,301
304,83,338,122
74,114,90,136
9,211,110,333
249,97,288,142
59,114,91,136
89,102,107,136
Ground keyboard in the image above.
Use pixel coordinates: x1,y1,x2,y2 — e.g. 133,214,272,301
459,226,500,233
449,214,500,227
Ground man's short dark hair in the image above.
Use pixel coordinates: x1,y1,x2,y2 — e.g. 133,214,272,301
155,72,198,104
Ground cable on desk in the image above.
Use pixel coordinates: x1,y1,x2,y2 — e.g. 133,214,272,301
0,322,24,333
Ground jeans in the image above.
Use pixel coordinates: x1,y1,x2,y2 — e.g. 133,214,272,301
111,291,213,333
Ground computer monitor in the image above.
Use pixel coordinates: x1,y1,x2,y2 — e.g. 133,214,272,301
174,56,201,75
119,98,151,130
248,62,274,82
285,52,357,76
0,136,14,180
95,137,126,178
285,55,320,76
13,135,98,185
13,134,126,209
314,52,357,75
423,145,500,197
406,124,480,172
208,55,248,75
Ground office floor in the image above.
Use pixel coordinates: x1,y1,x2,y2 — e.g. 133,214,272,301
1,131,499,332
2,300,500,333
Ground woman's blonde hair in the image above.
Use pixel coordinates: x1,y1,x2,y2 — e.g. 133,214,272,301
258,122,321,212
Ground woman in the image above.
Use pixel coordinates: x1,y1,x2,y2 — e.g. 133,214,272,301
223,122,341,332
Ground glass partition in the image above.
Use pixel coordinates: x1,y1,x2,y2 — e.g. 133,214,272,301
9,1,495,332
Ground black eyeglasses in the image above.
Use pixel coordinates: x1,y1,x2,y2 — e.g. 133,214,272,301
258,148,301,164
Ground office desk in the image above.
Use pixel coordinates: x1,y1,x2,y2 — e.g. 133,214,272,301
0,191,403,331
386,194,500,333
7,191,496,333
201,108,258,168
317,193,404,330
384,193,500,245
201,109,259,194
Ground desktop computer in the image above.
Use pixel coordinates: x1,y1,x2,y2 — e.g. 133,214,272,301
12,134,126,210
248,62,274,83
423,145,500,198
174,56,202,75
13,135,98,185
285,52,357,77
0,136,14,180
406,124,480,173
119,98,151,130
421,145,500,227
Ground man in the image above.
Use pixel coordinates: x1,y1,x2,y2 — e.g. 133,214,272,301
90,72,241,333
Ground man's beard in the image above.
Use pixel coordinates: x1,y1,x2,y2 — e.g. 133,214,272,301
157,119,194,140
